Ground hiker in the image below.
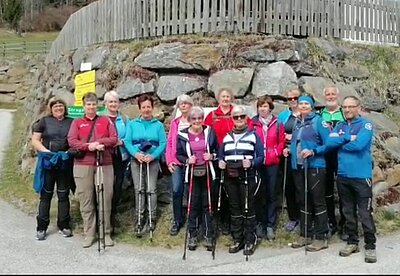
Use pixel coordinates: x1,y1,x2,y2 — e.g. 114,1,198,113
326,96,377,263
104,90,130,234
176,106,218,251
67,92,118,248
31,97,74,241
286,94,330,252
249,95,285,241
218,105,264,256
166,94,194,236
320,86,346,239
124,94,166,236
277,88,302,232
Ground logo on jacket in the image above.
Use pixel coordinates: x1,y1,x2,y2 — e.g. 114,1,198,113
321,121,329,128
365,123,372,131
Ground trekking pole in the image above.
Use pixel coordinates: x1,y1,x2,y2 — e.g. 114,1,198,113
96,151,106,252
212,169,223,259
304,158,308,256
244,167,249,262
147,162,153,242
137,162,143,237
182,164,194,260
281,156,288,215
205,161,214,259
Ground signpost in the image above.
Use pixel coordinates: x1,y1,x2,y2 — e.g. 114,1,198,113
74,70,96,106
67,106,106,119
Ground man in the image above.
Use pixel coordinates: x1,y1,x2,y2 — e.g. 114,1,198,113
320,86,346,238
327,96,377,263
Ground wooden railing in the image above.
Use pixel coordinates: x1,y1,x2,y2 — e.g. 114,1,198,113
1,41,52,57
46,0,400,61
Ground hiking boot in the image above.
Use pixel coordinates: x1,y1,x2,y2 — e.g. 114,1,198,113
243,243,256,256
204,236,213,251
229,241,244,254
149,219,156,232
291,236,312,248
306,239,328,252
285,220,299,232
266,227,275,241
188,236,198,251
364,249,377,263
255,223,265,239
36,230,46,241
59,228,73,238
104,235,114,247
169,222,181,236
220,222,230,236
135,219,147,238
339,244,360,257
340,233,349,242
82,236,95,248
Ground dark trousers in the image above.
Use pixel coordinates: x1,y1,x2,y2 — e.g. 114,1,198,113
111,151,129,220
337,176,377,249
188,175,214,238
171,165,185,226
37,167,72,231
293,167,329,240
225,170,257,244
212,167,230,229
277,156,300,221
261,165,279,228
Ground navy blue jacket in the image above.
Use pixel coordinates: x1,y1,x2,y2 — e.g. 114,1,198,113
290,112,330,169
326,116,373,179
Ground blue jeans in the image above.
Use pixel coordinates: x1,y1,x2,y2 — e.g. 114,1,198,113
261,165,279,228
171,165,185,225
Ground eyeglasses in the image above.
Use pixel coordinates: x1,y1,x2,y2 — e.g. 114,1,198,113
190,117,203,121
342,105,359,109
232,114,246,120
287,97,299,101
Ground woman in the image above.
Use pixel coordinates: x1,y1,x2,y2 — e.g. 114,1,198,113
277,88,302,232
218,105,264,256
176,106,218,251
124,94,166,236
104,90,130,233
166,94,193,236
31,97,74,240
68,92,118,248
249,95,285,241
288,94,330,252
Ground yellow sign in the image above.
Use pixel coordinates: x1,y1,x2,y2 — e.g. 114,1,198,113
74,70,96,106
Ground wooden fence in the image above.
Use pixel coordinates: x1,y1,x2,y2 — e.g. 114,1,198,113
1,41,52,57
46,0,400,61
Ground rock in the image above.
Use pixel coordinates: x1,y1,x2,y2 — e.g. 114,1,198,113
116,77,155,100
275,48,298,61
7,62,30,78
72,47,86,72
157,75,206,102
0,93,16,102
0,83,19,93
208,68,254,98
298,76,333,104
238,48,275,62
373,166,386,184
116,48,129,62
292,62,317,76
364,112,400,134
386,165,400,187
309,37,346,60
89,46,110,70
372,181,390,196
384,137,400,161
337,62,370,80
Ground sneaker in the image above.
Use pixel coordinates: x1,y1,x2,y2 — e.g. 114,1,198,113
291,236,312,248
306,239,328,252
169,222,181,236
340,233,349,242
339,244,360,257
243,243,256,256
149,219,156,232
220,222,230,236
59,228,73,238
266,227,275,241
365,249,377,263
285,220,299,232
255,222,265,239
188,236,198,251
135,219,147,237
229,241,244,254
82,236,95,248
104,235,114,247
204,236,213,251
36,230,46,241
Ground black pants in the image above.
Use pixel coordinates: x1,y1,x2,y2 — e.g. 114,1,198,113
225,170,257,245
188,175,214,238
293,167,329,240
37,167,72,231
255,165,278,228
212,167,230,229
111,151,129,221
337,176,377,249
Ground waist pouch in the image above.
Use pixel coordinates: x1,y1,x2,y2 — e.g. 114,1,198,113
193,164,207,177
226,160,243,178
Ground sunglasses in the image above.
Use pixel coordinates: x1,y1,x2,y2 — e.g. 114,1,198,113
287,96,299,101
232,114,246,120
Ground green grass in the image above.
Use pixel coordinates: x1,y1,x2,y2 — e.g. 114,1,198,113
0,28,58,43
0,102,19,110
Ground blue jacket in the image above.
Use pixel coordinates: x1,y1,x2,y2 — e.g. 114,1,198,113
290,112,330,169
114,113,130,161
326,116,373,179
33,151,71,193
277,108,293,125
124,116,166,160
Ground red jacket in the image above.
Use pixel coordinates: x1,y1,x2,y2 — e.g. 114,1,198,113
249,115,285,166
67,115,118,166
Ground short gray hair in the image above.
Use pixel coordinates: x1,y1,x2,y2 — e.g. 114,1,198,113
104,90,119,103
231,105,247,117
176,94,194,106
188,106,205,120
323,86,340,95
217,88,234,100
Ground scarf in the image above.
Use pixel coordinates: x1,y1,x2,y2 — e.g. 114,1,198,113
232,125,248,134
259,114,273,136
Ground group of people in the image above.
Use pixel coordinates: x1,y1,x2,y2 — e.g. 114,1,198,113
31,85,377,263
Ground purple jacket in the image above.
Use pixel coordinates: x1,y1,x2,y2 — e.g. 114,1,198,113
166,117,181,165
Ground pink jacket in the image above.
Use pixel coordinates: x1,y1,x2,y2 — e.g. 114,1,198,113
166,117,182,165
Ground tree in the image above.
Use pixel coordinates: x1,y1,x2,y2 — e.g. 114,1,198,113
3,0,23,33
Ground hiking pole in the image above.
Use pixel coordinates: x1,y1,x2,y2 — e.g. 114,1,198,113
244,167,249,262
96,151,106,252
205,161,214,259
147,162,153,242
137,162,143,237
212,169,223,260
182,164,194,260
304,158,308,256
282,156,288,214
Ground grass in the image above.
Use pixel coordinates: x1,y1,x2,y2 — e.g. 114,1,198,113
0,102,19,110
0,28,58,43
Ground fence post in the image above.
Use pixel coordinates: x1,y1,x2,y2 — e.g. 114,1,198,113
23,41,26,55
2,42,5,57
43,40,47,54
